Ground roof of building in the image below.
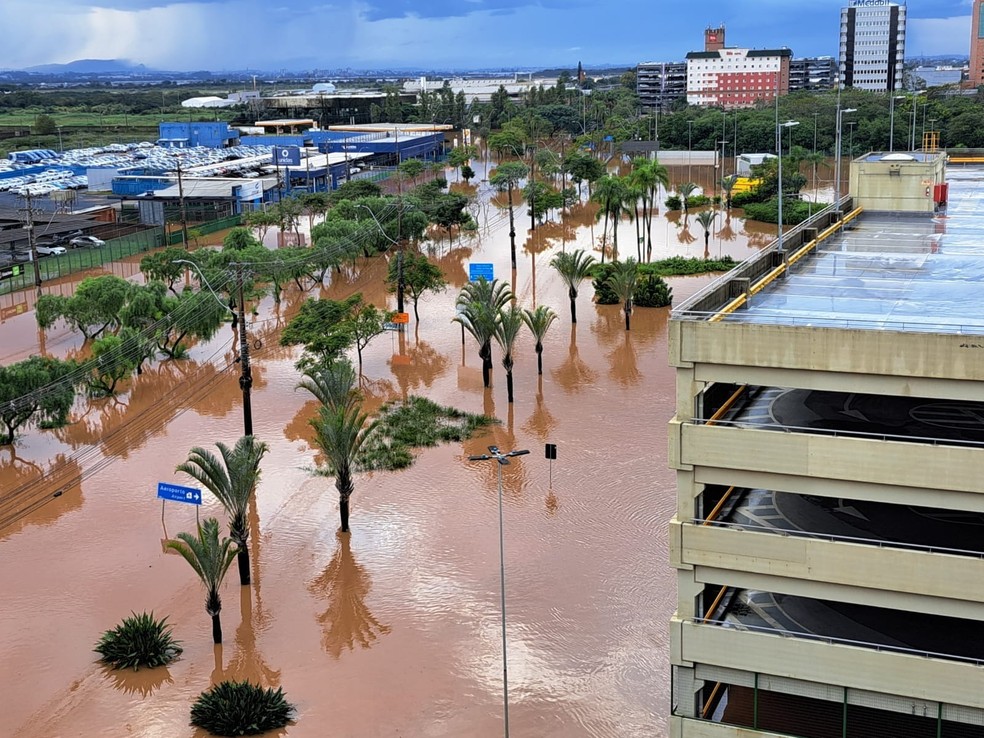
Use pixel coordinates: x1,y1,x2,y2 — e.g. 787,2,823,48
676,167,984,334
687,48,792,59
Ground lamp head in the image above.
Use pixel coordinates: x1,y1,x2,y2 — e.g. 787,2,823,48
843,108,857,114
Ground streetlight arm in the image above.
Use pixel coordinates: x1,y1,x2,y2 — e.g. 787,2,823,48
171,259,235,313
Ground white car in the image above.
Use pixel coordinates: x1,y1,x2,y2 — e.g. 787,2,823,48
69,236,106,248
36,244,67,256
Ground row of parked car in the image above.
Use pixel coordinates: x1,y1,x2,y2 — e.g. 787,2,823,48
29,232,106,257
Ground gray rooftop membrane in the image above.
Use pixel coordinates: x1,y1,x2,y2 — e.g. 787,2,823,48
719,167,984,333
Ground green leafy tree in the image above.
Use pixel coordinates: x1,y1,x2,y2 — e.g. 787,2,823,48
347,299,392,375
398,158,425,186
243,208,278,241
36,275,132,340
447,145,478,180
489,161,529,269
429,192,472,245
606,258,639,331
157,289,227,359
487,128,525,160
461,164,475,183
222,227,260,251
34,113,57,135
176,436,269,586
165,518,238,644
328,179,382,205
522,305,558,375
386,251,446,323
0,356,78,445
453,278,514,388
281,295,359,367
88,329,145,395
523,180,565,223
550,249,596,324
139,247,189,295
563,150,606,197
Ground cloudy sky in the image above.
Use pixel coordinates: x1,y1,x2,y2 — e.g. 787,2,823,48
0,0,974,71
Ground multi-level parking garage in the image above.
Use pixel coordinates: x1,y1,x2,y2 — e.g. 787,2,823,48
668,165,984,738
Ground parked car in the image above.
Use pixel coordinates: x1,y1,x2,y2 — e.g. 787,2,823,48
69,236,105,249
35,245,67,256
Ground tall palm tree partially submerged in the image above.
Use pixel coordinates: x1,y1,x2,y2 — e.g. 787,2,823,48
522,305,558,375
550,249,596,325
177,436,269,586
606,259,639,331
630,158,670,261
591,175,631,263
166,518,238,644
453,278,514,388
494,305,524,403
695,209,717,260
677,182,698,216
300,359,375,534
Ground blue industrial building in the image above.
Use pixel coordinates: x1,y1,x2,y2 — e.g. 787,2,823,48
157,122,240,149
240,129,445,164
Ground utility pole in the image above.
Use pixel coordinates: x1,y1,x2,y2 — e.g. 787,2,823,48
21,191,42,296
396,250,405,314
236,263,254,437
174,156,189,249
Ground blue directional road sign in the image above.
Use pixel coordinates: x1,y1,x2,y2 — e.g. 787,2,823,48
469,262,494,283
273,146,300,167
157,482,203,506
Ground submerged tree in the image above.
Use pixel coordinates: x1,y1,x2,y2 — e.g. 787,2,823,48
0,356,78,445
166,518,238,644
176,436,269,586
453,278,514,388
606,258,639,331
695,209,717,260
385,251,447,324
494,305,524,403
522,305,558,375
489,161,529,269
313,401,377,534
550,249,596,325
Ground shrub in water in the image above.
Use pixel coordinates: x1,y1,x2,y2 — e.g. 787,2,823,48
94,611,182,671
191,680,295,736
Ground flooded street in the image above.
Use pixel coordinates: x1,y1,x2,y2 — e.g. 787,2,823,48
0,160,766,737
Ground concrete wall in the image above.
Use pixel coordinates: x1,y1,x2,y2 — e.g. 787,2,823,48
673,618,984,709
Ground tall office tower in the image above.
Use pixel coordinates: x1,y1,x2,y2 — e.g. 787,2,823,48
971,0,984,87
839,0,906,91
705,26,726,52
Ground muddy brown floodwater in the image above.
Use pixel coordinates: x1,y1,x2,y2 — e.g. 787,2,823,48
0,158,769,737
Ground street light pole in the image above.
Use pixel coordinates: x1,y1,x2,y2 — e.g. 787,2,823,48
777,121,799,271
889,95,904,152
467,445,530,738
687,121,693,183
834,105,856,211
174,259,254,436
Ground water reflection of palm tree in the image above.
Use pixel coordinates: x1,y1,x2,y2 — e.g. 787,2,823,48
101,663,173,697
608,333,641,387
522,378,557,440
308,532,390,658
551,324,599,394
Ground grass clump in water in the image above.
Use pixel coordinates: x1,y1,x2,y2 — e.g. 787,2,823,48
94,611,182,671
357,396,498,471
190,680,295,736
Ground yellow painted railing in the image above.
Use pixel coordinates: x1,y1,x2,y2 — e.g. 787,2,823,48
709,207,863,322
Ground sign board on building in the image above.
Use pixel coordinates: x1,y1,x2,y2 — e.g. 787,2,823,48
157,482,203,506
469,263,494,282
237,180,263,201
273,146,300,167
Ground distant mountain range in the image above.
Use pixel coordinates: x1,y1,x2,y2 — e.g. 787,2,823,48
21,59,151,74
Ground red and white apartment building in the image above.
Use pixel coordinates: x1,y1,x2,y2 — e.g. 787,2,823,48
686,26,791,108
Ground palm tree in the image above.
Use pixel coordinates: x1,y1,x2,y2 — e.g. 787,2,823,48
695,210,717,260
166,518,238,644
591,175,630,263
176,436,269,586
550,250,596,325
522,305,558,375
453,278,513,388
677,182,698,215
719,175,738,210
313,403,377,534
297,358,358,413
606,259,639,331
630,159,670,260
494,305,524,403
489,162,529,270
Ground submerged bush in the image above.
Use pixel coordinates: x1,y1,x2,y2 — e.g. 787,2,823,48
94,611,182,671
190,680,295,736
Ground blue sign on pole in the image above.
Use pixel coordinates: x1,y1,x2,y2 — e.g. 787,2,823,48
273,146,300,167
157,482,203,506
469,263,494,283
